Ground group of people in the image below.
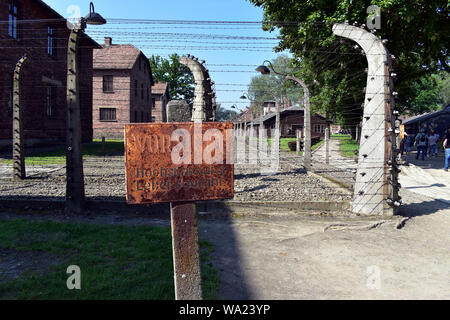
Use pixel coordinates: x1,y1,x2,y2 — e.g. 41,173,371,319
401,127,450,171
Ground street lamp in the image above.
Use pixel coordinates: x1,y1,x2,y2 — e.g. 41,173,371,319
66,2,106,214
256,60,313,170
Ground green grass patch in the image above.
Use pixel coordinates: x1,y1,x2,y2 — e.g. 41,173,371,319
0,140,124,166
0,219,219,300
267,138,324,153
331,134,351,140
338,136,360,158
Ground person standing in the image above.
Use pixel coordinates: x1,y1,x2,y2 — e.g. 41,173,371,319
444,128,450,171
415,129,427,161
428,131,439,157
405,133,412,154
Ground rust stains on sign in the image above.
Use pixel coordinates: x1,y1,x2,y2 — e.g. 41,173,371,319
125,122,234,204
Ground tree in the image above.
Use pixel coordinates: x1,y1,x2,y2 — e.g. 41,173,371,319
215,105,238,121
248,55,300,116
248,0,449,124
405,72,450,114
149,54,195,105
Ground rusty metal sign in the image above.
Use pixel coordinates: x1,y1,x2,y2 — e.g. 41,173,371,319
125,122,234,204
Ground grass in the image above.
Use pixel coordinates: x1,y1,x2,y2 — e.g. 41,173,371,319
331,134,360,157
267,138,324,153
0,139,124,166
0,219,219,300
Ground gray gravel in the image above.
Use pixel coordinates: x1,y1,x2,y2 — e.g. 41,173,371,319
0,152,352,203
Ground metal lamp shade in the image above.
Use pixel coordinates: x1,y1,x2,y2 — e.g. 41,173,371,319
84,11,107,25
255,65,271,75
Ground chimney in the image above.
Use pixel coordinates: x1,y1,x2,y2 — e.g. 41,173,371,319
104,37,112,46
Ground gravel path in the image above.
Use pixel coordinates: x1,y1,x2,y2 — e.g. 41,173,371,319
0,153,352,203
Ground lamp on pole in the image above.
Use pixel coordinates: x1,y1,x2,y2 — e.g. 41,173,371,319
66,2,106,214
256,60,314,171
231,105,244,135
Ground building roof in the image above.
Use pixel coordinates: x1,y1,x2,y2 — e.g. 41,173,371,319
250,106,332,124
93,44,144,70
152,82,169,95
403,106,450,125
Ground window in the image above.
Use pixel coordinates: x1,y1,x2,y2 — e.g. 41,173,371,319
46,86,56,117
152,116,156,122
103,75,113,92
8,1,18,39
152,98,156,109
99,108,116,121
141,84,144,99
47,26,56,57
135,80,138,97
146,113,149,122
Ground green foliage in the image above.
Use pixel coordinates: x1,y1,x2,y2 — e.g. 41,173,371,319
215,105,238,121
405,74,441,114
248,55,301,116
149,54,195,105
248,0,450,122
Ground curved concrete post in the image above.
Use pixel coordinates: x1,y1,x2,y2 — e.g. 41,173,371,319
12,55,28,181
179,56,216,123
180,56,205,123
286,76,311,170
333,23,400,216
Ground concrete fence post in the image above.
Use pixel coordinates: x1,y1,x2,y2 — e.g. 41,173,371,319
12,55,28,181
285,76,311,170
333,23,401,216
325,127,330,165
296,129,301,156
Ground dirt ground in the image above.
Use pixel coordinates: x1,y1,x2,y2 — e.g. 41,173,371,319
0,187,448,300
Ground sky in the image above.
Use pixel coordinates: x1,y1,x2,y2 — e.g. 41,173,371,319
42,0,289,111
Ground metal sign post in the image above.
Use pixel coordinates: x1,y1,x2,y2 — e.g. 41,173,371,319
125,123,234,300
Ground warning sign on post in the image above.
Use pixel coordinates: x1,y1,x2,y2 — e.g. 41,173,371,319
125,122,234,204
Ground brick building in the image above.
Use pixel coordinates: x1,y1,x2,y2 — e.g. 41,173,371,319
151,82,169,122
92,37,154,139
246,106,332,139
0,0,100,149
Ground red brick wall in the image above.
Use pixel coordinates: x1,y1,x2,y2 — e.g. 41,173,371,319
0,0,95,149
151,92,168,122
93,53,153,139
93,70,131,139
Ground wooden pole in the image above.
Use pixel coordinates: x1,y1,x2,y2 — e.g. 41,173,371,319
12,55,28,181
66,25,85,214
170,56,204,300
170,202,203,300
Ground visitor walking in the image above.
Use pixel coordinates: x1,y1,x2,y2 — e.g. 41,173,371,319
428,131,439,157
405,133,412,154
415,129,427,161
444,128,450,171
